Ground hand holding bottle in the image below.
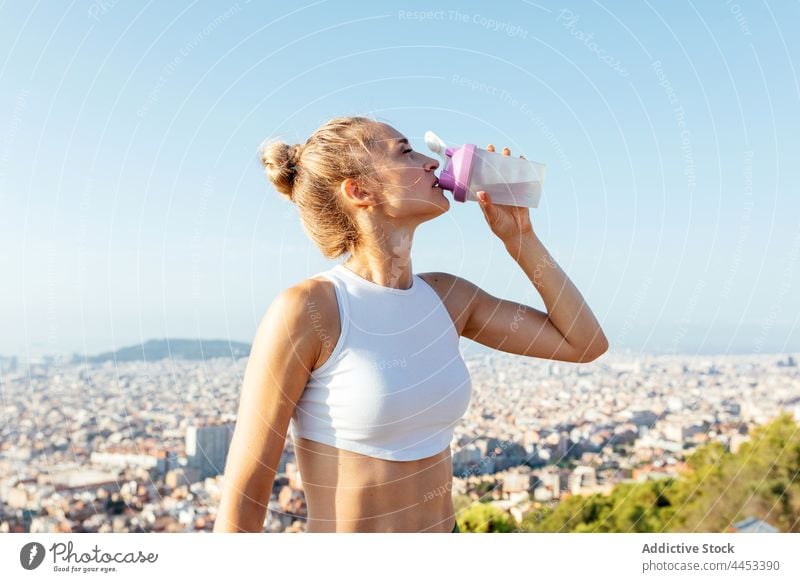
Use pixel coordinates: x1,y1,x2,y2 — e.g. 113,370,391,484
423,130,546,208
476,144,536,247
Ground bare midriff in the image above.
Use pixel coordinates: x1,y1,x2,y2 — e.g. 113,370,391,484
294,436,456,532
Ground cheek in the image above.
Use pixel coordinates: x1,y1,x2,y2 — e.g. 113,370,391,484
382,171,415,195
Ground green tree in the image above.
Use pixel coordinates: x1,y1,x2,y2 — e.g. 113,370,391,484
518,413,800,533
457,502,516,533
452,493,472,514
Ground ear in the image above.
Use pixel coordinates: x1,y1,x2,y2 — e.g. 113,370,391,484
339,178,373,207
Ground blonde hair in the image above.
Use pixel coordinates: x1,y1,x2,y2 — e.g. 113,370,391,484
259,116,383,259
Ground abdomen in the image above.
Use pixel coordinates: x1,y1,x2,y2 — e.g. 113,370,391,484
295,438,456,533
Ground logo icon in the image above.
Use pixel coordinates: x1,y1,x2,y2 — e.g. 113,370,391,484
20,542,46,570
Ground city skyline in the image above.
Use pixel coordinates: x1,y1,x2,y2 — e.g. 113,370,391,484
1,331,799,363
3,349,798,533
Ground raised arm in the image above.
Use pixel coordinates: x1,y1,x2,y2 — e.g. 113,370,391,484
500,234,608,361
420,150,607,363
213,281,324,532
422,265,606,364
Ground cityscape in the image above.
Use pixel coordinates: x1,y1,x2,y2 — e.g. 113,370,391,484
1,346,798,533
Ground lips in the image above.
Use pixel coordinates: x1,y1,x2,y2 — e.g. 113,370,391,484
432,177,440,188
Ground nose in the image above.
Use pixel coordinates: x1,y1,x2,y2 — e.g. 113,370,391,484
423,154,439,172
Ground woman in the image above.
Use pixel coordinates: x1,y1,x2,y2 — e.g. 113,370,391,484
213,116,607,533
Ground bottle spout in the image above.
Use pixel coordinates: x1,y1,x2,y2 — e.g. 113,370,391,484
437,171,455,192
424,130,449,169
424,131,474,202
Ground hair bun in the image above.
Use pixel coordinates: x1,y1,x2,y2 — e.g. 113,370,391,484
287,144,303,168
259,140,303,201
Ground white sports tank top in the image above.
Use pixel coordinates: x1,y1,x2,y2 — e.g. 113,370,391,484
288,263,473,461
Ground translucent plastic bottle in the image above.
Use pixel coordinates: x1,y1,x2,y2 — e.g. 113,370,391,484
425,130,546,208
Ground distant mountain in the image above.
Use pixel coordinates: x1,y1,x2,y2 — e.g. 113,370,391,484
78,339,251,363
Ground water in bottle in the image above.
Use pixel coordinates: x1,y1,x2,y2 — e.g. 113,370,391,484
424,130,546,208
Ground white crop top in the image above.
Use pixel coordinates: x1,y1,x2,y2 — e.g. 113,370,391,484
288,263,473,461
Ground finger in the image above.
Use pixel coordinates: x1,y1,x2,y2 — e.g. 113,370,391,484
477,191,489,212
502,147,511,156
486,144,495,152
478,191,498,224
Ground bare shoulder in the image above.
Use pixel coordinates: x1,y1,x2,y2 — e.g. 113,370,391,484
275,273,337,313
249,275,341,373
417,271,480,289
290,274,341,370
417,271,482,337
269,276,334,324
299,273,338,319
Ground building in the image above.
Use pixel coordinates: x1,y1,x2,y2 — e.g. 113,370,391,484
568,465,597,495
185,421,235,480
90,452,160,472
536,467,568,500
502,468,533,494
730,517,779,533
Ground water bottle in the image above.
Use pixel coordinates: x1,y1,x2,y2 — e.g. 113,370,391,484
424,130,546,208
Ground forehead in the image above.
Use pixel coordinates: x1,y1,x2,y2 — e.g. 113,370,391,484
371,123,407,149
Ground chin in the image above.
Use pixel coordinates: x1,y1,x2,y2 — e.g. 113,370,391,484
424,193,449,217
425,201,449,223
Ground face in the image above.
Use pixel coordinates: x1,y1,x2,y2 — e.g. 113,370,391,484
357,123,449,221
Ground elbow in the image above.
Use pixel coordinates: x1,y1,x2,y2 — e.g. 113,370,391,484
576,333,609,363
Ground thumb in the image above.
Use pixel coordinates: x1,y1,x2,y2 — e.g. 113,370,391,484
477,191,496,223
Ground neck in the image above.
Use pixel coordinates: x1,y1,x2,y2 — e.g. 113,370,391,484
344,227,415,290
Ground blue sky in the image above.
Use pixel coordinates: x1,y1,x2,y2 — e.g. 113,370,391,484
1,0,798,358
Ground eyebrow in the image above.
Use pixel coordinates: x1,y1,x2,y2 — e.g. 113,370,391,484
394,138,409,146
